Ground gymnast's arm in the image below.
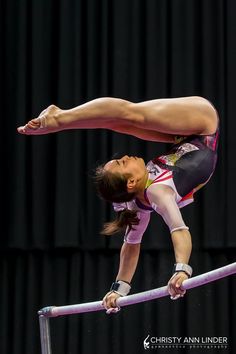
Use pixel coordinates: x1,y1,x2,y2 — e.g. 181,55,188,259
116,242,141,283
102,212,150,310
102,244,141,311
146,184,192,297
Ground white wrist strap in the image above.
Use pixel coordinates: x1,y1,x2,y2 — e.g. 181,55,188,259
110,280,131,296
173,263,193,277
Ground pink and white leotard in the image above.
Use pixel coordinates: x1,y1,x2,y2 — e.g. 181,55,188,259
113,127,219,244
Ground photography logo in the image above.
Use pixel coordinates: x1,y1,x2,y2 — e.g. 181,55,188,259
143,335,228,350
143,335,150,350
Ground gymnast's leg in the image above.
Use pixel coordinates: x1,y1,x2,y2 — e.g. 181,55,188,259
17,96,218,140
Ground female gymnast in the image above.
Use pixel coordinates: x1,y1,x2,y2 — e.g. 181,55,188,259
17,96,219,312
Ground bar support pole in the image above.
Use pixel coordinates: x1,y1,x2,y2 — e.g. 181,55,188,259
39,315,52,354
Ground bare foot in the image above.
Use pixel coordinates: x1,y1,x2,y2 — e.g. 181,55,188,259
17,105,62,135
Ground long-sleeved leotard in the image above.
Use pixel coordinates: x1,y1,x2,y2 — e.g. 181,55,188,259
113,125,219,244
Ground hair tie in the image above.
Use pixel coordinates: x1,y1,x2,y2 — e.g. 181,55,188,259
113,202,127,212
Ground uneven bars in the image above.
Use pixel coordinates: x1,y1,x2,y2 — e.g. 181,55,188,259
38,262,236,318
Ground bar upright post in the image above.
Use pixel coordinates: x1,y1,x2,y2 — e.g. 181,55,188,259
39,315,52,354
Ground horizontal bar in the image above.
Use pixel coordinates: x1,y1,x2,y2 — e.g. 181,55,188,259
38,262,236,318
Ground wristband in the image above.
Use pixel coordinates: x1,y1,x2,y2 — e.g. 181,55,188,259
110,280,131,296
173,263,193,277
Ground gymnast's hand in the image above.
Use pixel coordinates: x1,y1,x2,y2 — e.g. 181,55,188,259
167,272,189,300
102,291,121,314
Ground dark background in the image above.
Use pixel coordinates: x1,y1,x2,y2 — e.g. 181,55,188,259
1,0,236,353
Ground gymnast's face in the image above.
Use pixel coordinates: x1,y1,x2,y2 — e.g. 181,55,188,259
104,155,147,186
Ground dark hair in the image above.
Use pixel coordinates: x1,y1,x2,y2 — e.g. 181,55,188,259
101,209,140,235
94,165,135,203
93,165,139,235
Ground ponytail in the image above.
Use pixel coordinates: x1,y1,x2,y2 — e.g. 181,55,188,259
101,209,140,236
93,164,140,235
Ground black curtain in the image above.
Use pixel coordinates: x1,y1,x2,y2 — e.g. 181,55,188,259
1,0,236,353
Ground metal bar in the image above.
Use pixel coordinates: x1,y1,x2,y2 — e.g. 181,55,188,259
38,262,236,318
39,315,52,354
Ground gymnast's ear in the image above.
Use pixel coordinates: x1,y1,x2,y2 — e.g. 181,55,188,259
127,177,138,192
